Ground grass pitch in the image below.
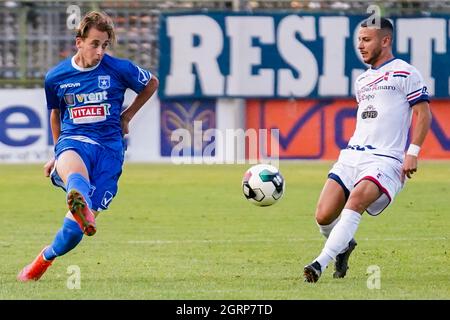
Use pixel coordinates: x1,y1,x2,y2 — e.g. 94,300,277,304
0,162,449,299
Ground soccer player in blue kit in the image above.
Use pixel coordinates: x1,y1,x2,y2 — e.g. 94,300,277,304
18,11,159,281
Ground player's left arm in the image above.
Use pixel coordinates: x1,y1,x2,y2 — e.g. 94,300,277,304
121,75,159,135
402,101,432,181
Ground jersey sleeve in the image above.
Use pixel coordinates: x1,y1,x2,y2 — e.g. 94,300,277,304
44,74,59,110
120,60,153,94
402,67,430,107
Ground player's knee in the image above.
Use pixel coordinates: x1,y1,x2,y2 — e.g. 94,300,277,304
315,206,335,225
315,216,334,226
346,189,379,213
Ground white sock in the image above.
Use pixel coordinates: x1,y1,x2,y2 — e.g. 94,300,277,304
315,209,362,272
317,216,340,238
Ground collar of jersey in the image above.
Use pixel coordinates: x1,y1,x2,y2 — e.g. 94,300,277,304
71,56,101,72
370,57,397,71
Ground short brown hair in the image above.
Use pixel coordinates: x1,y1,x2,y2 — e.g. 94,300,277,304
76,11,116,45
361,17,394,34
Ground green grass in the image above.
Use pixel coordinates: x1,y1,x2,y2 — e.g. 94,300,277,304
0,162,449,299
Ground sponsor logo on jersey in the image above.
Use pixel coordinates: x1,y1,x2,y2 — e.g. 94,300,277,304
371,85,396,91
76,90,108,104
137,66,151,85
64,93,76,106
60,82,81,89
98,75,110,89
68,103,111,124
357,83,395,102
360,81,397,92
358,92,375,102
361,105,378,119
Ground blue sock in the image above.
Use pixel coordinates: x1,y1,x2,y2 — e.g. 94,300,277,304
43,218,83,260
66,173,92,208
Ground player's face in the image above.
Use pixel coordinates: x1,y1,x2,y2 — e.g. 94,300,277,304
76,28,110,68
357,27,384,67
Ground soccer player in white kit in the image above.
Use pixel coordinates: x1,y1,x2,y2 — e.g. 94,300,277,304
303,17,432,283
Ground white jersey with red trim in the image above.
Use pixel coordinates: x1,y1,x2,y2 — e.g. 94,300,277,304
349,58,430,162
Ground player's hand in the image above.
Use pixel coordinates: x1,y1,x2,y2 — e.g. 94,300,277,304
121,115,130,135
44,158,56,177
401,154,418,183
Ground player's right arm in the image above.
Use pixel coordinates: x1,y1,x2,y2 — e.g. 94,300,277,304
44,108,61,177
49,108,61,145
43,69,62,177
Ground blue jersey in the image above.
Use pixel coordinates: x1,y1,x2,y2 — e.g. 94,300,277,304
45,53,152,151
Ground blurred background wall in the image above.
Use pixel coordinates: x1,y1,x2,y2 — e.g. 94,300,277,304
1,0,449,163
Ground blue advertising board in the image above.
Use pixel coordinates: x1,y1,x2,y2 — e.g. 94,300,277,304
159,13,450,99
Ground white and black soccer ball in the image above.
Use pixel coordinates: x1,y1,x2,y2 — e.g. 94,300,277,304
242,164,285,207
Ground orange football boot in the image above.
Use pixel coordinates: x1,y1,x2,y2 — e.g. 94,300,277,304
17,247,54,282
67,189,96,236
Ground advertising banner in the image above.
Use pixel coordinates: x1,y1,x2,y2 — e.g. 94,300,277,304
0,90,52,163
246,99,450,160
0,89,159,163
0,90,245,163
159,13,450,99
160,99,216,157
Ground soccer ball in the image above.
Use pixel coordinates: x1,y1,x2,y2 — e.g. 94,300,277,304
242,164,285,206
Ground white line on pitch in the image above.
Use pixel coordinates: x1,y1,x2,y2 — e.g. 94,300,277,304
127,237,447,244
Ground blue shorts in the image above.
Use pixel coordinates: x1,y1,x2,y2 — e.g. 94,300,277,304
51,138,124,211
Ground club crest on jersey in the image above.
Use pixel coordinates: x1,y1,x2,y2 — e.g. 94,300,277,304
361,105,378,119
68,103,111,124
64,93,75,106
137,66,150,85
98,75,110,89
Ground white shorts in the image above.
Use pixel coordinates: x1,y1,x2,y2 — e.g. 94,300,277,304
329,149,404,216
